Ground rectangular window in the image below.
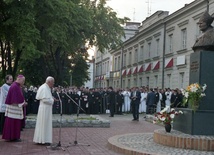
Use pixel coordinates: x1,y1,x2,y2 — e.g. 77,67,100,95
118,56,120,70
134,78,137,86
169,34,173,53
167,74,171,88
96,64,99,76
155,75,158,88
148,43,151,58
140,46,144,61
129,52,132,65
123,54,126,67
139,77,142,87
135,49,138,63
114,58,117,71
122,80,125,89
146,77,149,88
117,80,119,88
107,61,109,72
181,28,187,49
128,79,131,88
179,72,184,89
156,39,160,57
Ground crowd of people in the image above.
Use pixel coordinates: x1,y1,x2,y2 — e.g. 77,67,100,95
0,74,186,145
21,85,185,117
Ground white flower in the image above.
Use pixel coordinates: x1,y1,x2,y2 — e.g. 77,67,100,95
179,111,183,114
160,117,166,121
184,92,189,98
171,108,175,112
202,84,207,91
201,93,206,97
160,107,168,113
170,114,175,119
190,86,198,92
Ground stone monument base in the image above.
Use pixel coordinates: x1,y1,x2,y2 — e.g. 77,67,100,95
173,108,214,136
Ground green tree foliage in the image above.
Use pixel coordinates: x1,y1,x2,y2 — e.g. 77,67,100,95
0,0,129,86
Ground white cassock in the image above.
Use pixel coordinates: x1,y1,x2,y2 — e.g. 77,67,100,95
33,83,54,144
165,91,172,107
122,91,131,113
139,92,147,113
156,93,162,112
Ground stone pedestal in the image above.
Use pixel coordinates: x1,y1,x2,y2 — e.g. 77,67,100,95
174,51,214,135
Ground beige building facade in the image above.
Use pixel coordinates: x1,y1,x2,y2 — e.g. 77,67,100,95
94,0,214,89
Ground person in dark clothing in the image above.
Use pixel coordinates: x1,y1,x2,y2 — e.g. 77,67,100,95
72,89,80,114
146,88,156,114
116,89,124,115
88,89,95,114
93,89,101,114
170,89,180,108
108,87,116,117
130,87,141,121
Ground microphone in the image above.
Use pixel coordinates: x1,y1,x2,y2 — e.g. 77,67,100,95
63,92,86,113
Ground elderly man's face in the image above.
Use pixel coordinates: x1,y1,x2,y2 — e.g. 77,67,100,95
198,20,208,32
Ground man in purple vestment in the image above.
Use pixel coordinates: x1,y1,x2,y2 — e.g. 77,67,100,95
2,75,27,142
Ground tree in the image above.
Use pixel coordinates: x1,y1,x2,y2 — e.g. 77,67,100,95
0,0,129,86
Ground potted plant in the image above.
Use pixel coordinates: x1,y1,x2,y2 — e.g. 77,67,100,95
181,83,207,112
153,106,183,132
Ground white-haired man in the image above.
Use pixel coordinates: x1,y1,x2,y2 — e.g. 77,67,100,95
33,76,55,146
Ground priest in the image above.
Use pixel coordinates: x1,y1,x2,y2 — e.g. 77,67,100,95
2,75,27,142
33,76,55,146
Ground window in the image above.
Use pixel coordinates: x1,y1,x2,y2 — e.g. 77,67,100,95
104,62,106,73
135,49,138,62
96,64,99,76
134,78,137,87
140,46,144,61
107,61,109,72
156,39,160,56
102,62,104,74
118,56,120,70
122,80,125,89
179,72,184,89
154,75,158,88
117,80,119,88
148,43,151,58
123,54,126,67
128,79,131,88
129,52,132,65
139,77,142,87
114,58,117,71
146,77,149,88
181,28,187,49
167,74,171,88
168,34,173,53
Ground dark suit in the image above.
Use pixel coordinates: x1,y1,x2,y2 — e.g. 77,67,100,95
130,91,141,120
108,90,116,117
116,92,124,114
146,91,156,114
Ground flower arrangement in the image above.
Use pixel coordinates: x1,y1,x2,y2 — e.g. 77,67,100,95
153,106,183,125
182,83,207,111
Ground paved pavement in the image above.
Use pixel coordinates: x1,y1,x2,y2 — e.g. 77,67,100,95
0,113,214,155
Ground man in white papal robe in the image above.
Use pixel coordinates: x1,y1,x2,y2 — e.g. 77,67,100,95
122,88,131,113
33,77,55,145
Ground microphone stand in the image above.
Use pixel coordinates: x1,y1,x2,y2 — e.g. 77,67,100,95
48,92,66,151
64,92,90,147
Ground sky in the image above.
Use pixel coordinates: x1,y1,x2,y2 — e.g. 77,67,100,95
106,0,195,22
